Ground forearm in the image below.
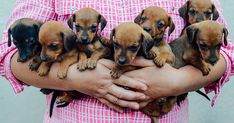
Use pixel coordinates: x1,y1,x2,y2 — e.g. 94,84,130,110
178,55,226,94
11,52,74,90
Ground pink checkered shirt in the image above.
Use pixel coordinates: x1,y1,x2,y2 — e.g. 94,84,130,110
0,0,233,123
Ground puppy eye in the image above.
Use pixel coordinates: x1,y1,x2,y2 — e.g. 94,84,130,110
13,39,17,45
128,45,139,52
141,17,147,23
156,21,164,28
205,11,212,17
189,9,196,15
215,43,222,49
114,42,121,49
90,25,97,32
75,25,81,32
48,43,58,51
28,39,36,45
199,43,208,50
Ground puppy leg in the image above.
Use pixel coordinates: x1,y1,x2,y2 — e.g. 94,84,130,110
161,97,177,114
29,55,42,71
111,65,137,79
57,50,78,79
77,52,87,71
56,92,73,105
87,48,110,69
38,62,52,76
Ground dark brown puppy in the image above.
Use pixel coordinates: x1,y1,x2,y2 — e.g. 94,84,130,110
67,8,110,71
179,0,219,27
170,20,228,104
8,18,42,71
38,20,77,79
134,6,175,67
108,22,171,123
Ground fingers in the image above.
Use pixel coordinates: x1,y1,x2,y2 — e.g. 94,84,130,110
108,84,146,101
113,75,147,91
130,56,155,67
98,98,124,113
103,94,140,110
98,59,115,69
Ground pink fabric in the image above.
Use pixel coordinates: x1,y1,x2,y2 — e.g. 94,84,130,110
0,0,233,122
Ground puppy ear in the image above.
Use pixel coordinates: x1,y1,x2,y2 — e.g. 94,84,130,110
223,27,228,46
134,10,144,24
212,4,219,20
168,16,175,36
141,31,154,56
61,31,77,51
67,14,76,29
98,14,107,32
33,23,42,37
7,28,12,47
179,1,189,19
186,25,198,44
110,28,115,43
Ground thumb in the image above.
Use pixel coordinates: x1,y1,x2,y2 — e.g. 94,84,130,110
98,59,116,69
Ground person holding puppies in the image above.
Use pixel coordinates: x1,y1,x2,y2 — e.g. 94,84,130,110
0,0,233,123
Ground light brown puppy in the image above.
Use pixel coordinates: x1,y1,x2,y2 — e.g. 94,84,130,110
67,8,110,71
134,6,175,67
38,20,77,79
179,0,219,27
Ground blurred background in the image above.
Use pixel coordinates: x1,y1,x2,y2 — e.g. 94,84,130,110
0,0,233,123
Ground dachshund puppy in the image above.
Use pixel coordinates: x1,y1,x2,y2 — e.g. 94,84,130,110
8,18,42,71
170,20,228,104
37,20,77,79
134,6,175,67
179,0,219,27
67,8,110,71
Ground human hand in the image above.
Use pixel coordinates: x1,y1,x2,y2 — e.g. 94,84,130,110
67,58,148,113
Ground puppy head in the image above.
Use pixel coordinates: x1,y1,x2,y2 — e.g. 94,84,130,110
186,20,228,65
39,21,76,62
67,8,107,44
179,0,219,25
110,22,154,66
8,18,42,62
134,6,175,41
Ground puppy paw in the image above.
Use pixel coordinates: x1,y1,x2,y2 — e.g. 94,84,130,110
87,59,97,69
57,70,67,79
29,60,40,71
37,66,49,76
77,60,87,71
154,56,166,67
201,63,211,76
110,68,121,79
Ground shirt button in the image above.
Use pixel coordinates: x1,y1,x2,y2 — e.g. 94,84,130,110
70,6,76,11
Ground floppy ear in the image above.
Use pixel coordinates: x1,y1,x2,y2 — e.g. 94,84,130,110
134,10,144,24
67,14,76,29
179,1,189,20
168,16,175,36
141,31,154,56
223,27,228,46
186,25,198,44
33,23,41,38
8,28,12,47
98,14,107,32
212,4,219,20
61,31,77,51
110,28,115,43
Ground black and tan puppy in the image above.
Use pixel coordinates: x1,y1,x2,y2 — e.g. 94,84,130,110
38,20,77,79
170,20,228,104
179,0,219,27
67,8,110,71
8,18,42,71
134,6,175,67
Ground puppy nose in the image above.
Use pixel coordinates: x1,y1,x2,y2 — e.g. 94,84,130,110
209,58,217,65
81,36,88,42
118,57,126,65
143,26,152,33
19,55,27,62
41,56,48,62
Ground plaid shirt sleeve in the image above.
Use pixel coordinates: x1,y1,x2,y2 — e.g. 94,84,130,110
0,0,57,93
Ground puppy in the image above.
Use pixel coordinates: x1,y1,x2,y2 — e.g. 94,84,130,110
170,20,228,103
67,8,110,71
8,18,42,71
38,20,77,79
179,0,219,27
134,6,175,67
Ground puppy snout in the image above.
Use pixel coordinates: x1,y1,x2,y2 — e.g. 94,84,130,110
40,55,48,62
19,55,27,62
118,56,127,65
209,57,218,65
81,36,88,43
143,26,152,33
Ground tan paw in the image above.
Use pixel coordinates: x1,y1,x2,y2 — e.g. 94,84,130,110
201,63,211,76
77,60,87,71
29,60,41,71
38,66,49,76
57,69,67,79
154,56,166,67
110,68,122,79
87,59,97,69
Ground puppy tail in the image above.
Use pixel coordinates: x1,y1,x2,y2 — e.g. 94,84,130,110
49,91,59,117
8,28,12,47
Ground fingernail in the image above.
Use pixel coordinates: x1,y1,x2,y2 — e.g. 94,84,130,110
133,104,139,109
141,86,147,91
140,95,146,100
